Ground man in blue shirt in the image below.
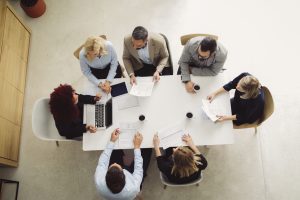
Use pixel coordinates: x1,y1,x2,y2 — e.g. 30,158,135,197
95,129,145,200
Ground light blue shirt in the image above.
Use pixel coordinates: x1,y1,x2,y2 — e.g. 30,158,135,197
95,141,143,200
137,44,152,65
79,41,118,85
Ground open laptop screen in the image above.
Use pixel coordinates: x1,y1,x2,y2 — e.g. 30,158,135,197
105,98,113,128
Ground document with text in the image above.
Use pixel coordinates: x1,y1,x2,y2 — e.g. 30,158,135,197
129,79,154,97
116,122,140,149
157,123,185,149
201,99,220,122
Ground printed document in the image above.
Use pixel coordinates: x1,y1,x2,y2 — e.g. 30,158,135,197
117,122,140,149
201,99,219,122
158,123,185,149
129,79,154,97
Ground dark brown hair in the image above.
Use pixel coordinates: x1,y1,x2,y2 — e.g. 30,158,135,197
105,166,125,194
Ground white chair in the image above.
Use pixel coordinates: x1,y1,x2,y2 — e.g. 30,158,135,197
159,172,203,189
32,97,72,146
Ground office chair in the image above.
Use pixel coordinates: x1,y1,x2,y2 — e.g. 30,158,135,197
233,86,274,133
180,33,218,46
32,97,75,146
159,172,203,189
73,35,126,77
160,33,174,75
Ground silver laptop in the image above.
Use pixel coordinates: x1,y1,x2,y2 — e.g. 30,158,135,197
83,98,113,130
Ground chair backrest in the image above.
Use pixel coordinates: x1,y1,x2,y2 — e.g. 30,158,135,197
32,97,69,141
180,33,218,46
259,86,274,124
73,35,107,59
159,172,203,187
160,33,173,75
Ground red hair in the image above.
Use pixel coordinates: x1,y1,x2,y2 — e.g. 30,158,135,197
49,84,79,123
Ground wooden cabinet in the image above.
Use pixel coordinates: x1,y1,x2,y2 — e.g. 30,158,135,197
0,2,31,167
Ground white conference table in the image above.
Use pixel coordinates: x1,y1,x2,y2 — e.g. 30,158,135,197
78,74,234,151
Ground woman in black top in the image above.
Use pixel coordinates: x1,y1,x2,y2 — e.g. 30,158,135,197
49,84,100,139
207,72,264,125
153,134,208,184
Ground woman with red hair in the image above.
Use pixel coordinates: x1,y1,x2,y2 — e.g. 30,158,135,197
49,84,100,139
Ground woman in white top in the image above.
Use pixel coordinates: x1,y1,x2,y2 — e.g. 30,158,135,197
79,36,122,93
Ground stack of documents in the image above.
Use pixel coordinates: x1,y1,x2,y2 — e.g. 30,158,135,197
157,123,185,149
201,99,219,122
129,79,154,97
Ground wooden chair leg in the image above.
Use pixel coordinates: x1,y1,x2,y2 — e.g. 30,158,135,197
163,185,167,189
56,141,59,147
255,127,257,134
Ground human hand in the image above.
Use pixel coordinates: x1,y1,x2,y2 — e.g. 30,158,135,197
153,133,160,149
86,125,97,133
133,132,143,149
207,93,216,103
216,115,228,122
94,93,102,102
153,71,160,82
130,75,137,85
110,129,120,142
185,81,195,93
182,134,194,147
100,81,111,94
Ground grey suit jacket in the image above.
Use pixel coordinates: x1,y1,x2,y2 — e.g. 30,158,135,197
122,33,170,76
178,36,228,82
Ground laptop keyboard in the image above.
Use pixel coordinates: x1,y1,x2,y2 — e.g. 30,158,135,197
95,104,104,127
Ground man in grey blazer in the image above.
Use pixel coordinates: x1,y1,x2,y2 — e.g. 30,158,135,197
179,36,228,93
123,26,171,85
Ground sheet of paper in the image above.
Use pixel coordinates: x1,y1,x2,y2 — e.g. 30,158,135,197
158,123,185,149
202,99,220,122
117,122,140,149
115,94,139,110
129,79,154,97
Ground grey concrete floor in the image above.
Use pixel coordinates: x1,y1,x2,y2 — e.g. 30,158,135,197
1,0,300,199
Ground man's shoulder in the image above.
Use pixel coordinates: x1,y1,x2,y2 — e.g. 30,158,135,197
149,33,165,44
124,34,132,44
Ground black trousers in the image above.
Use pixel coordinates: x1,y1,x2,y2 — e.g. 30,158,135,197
109,148,153,189
134,63,172,77
90,63,123,79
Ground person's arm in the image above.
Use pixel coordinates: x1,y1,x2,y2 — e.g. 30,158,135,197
207,87,227,102
182,134,200,154
80,54,101,86
132,132,144,186
95,129,120,175
106,42,118,82
156,39,169,73
122,37,135,77
223,72,250,91
78,94,97,104
178,41,192,82
55,120,87,139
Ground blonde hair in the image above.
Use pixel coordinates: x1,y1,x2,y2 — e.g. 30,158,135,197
240,75,261,99
171,147,200,178
83,36,107,58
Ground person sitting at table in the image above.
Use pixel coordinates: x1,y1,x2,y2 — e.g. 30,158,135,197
123,26,171,85
153,133,208,184
95,129,151,200
49,84,100,139
207,72,264,125
178,36,227,93
79,36,123,93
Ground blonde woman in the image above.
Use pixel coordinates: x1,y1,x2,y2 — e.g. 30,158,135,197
207,72,264,125
153,134,207,184
79,36,122,93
